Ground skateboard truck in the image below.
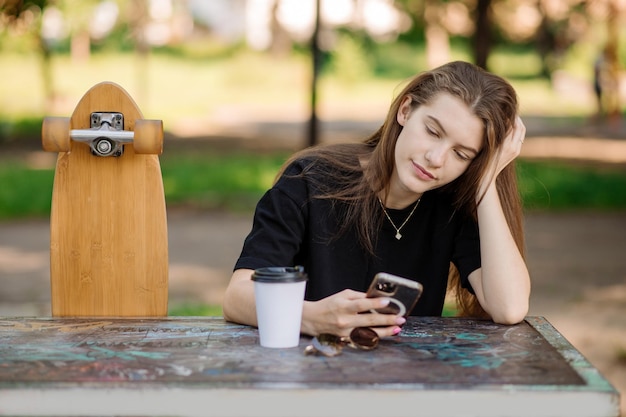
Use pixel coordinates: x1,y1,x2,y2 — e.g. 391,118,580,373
42,100,163,157
71,112,131,157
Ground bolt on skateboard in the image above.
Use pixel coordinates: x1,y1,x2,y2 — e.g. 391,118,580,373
42,81,168,316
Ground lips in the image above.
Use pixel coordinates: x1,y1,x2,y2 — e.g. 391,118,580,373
413,162,435,180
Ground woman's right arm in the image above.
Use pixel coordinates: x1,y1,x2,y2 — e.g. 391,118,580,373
223,268,406,337
223,268,258,326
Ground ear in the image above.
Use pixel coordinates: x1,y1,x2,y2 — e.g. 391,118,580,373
396,96,412,126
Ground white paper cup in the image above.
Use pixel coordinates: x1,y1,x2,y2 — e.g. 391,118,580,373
252,266,308,348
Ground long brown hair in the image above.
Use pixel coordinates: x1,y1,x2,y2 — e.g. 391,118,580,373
278,61,525,318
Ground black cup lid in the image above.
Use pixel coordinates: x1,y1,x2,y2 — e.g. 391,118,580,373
251,266,308,283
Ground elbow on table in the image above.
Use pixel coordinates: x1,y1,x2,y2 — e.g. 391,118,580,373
222,305,234,323
490,303,529,325
489,302,529,325
221,290,237,323
222,304,248,326
222,287,256,326
221,298,242,325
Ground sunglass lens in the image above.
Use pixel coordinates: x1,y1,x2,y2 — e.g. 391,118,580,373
311,334,343,357
350,327,379,350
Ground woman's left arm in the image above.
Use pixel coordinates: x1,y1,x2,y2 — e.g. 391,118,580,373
468,116,531,324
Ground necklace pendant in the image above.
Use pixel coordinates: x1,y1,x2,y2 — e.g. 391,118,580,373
378,197,420,242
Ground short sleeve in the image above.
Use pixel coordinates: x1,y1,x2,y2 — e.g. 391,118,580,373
234,161,310,271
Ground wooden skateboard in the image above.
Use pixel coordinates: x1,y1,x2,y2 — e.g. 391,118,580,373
42,81,168,317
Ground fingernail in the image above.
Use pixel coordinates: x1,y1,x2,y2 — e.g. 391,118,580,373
396,317,406,325
392,327,402,335
379,298,390,306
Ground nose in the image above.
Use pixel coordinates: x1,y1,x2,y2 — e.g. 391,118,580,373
425,145,446,167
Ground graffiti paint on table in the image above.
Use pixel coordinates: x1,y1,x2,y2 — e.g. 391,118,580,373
0,317,585,387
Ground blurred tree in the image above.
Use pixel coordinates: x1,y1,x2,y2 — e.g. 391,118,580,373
602,0,621,121
393,0,449,68
127,0,150,107
269,0,292,58
423,0,451,68
392,0,619,82
0,0,54,110
55,0,100,63
534,0,582,78
472,0,491,69
492,0,594,78
308,0,320,147
394,0,481,69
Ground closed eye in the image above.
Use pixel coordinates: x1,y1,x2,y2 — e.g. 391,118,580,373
454,149,472,161
426,125,440,138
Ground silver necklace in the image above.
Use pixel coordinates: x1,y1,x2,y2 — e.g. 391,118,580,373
378,198,421,240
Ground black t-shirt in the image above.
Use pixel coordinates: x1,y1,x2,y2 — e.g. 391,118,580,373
234,157,481,316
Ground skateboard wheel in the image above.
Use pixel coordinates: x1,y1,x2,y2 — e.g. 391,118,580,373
133,119,163,155
42,117,71,153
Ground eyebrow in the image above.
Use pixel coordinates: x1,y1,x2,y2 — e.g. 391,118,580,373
426,115,480,155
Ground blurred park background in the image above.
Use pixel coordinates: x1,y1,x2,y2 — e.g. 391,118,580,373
1,0,626,414
1,0,626,218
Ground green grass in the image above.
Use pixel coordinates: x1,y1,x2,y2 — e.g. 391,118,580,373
168,302,223,317
1,153,625,221
0,161,54,218
517,160,626,211
160,152,289,212
442,302,459,317
0,151,288,219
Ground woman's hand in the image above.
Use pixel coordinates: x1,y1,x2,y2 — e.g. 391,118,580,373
478,115,526,198
301,289,406,338
224,270,405,338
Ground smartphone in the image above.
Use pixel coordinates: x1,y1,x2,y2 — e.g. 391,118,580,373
366,272,423,317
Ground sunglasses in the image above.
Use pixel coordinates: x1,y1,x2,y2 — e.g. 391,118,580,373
304,327,380,357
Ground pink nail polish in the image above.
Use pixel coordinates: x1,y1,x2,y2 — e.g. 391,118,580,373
393,327,402,335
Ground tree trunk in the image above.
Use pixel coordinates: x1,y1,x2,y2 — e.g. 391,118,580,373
39,36,55,113
473,0,491,69
270,0,291,58
308,0,321,148
70,30,90,64
604,0,621,121
424,0,450,69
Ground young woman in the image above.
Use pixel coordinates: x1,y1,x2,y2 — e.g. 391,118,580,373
223,61,530,338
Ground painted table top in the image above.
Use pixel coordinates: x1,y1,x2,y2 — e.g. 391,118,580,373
0,316,619,417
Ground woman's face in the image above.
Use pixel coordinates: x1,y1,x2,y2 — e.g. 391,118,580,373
390,92,483,207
